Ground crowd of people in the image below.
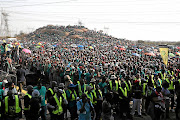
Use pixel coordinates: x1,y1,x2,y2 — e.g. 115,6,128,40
0,25,180,120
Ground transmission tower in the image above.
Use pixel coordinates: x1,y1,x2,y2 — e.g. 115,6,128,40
0,9,10,37
104,26,109,34
78,20,83,26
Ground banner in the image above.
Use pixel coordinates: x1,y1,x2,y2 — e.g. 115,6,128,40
159,47,169,66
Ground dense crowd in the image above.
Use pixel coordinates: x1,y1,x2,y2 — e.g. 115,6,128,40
0,25,180,120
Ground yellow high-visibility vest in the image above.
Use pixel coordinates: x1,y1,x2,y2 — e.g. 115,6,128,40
52,95,63,115
68,89,77,101
24,93,32,111
119,87,127,99
5,95,21,114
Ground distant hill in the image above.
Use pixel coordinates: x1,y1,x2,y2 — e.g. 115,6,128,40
16,25,126,43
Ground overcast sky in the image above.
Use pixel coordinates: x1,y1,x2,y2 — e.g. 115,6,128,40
0,0,180,41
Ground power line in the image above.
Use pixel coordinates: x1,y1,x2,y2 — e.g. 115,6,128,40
4,0,77,8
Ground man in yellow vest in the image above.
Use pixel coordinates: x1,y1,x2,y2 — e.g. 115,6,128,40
108,75,119,93
90,78,96,90
118,82,132,119
24,85,33,120
165,75,175,112
92,85,103,120
48,87,66,120
47,81,57,103
2,90,22,119
77,79,88,97
161,69,167,81
141,78,148,115
66,84,78,120
146,71,155,87
58,83,68,119
154,74,162,88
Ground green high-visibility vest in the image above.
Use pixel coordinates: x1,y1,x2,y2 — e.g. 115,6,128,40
119,87,127,99
68,89,77,101
52,95,63,115
24,93,32,111
48,88,54,95
5,95,21,114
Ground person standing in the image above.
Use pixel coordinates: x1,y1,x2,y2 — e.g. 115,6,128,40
24,85,33,120
119,82,132,119
16,65,26,95
161,82,171,119
2,90,22,120
3,82,17,97
102,93,113,120
34,81,47,120
77,93,96,120
131,80,143,117
29,89,41,120
66,84,78,120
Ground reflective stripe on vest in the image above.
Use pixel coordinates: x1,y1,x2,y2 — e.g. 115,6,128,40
109,81,112,90
68,89,77,101
77,81,87,96
142,83,147,96
124,81,130,91
168,71,174,76
90,83,96,90
115,80,119,91
128,81,132,90
168,81,174,90
5,95,21,114
48,88,54,95
86,92,93,103
52,95,63,115
161,73,166,80
77,81,82,96
152,79,156,88
24,93,32,111
118,80,121,87
92,90,102,105
158,79,162,87
119,87,127,99
62,90,67,100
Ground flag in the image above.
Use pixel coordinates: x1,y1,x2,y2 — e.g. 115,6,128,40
159,47,169,66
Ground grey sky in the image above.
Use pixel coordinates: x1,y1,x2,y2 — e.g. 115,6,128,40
0,0,180,41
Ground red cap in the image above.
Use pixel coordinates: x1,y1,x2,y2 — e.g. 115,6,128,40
134,80,139,83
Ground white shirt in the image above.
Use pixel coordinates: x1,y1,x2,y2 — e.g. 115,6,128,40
3,88,17,96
